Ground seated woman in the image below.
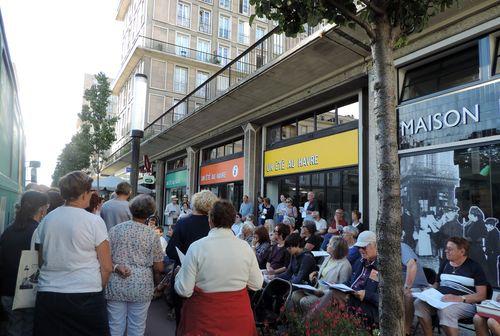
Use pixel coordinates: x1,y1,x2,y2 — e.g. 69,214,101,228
240,222,256,245
263,223,291,276
415,237,488,336
252,226,271,269
342,225,361,265
291,236,352,313
301,221,322,251
174,200,263,336
277,233,317,285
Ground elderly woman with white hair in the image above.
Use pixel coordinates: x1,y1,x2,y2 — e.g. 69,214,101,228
105,195,165,336
239,221,256,245
165,190,218,326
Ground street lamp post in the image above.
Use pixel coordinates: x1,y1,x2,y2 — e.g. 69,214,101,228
130,73,148,197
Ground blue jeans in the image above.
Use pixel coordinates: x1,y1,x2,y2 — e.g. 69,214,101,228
107,300,151,336
1,296,34,336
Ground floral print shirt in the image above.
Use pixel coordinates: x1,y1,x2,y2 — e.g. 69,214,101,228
105,220,165,302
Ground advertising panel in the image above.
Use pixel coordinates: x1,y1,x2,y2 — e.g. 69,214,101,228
200,157,244,185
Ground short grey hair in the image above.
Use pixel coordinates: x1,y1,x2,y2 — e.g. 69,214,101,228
343,225,359,238
129,194,156,219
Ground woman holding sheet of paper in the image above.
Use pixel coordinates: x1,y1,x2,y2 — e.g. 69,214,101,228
290,235,352,313
414,236,488,336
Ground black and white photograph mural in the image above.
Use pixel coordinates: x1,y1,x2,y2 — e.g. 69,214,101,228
400,145,500,287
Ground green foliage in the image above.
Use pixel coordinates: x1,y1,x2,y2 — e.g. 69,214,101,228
51,132,92,186
249,0,460,41
78,72,117,175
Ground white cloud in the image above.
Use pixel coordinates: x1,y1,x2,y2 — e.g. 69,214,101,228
1,0,122,186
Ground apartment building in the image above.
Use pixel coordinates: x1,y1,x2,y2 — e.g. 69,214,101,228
111,0,288,154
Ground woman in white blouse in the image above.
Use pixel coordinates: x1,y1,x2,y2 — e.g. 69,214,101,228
175,199,263,336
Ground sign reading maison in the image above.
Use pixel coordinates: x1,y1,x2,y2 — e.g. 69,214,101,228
400,104,480,136
397,81,500,150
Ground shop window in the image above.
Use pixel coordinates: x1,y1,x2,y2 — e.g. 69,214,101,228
281,122,297,140
298,116,315,136
167,157,186,171
400,144,500,287
216,146,225,157
338,101,359,124
209,148,217,160
203,138,244,161
401,45,479,101
316,109,336,131
493,37,500,75
266,125,281,145
225,143,233,155
234,140,243,153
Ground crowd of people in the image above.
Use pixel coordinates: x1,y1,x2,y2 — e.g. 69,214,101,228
0,177,499,336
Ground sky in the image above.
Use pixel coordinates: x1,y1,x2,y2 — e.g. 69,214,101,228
1,0,122,186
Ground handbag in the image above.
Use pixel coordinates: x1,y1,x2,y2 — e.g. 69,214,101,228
12,230,39,310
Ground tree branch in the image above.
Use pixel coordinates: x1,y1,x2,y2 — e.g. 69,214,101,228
358,0,385,15
326,0,375,40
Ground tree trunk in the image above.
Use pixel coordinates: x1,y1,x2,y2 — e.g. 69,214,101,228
371,19,404,335
96,152,100,194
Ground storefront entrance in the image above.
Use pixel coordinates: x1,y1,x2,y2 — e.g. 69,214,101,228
265,167,358,224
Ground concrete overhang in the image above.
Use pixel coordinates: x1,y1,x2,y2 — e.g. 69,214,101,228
102,24,371,174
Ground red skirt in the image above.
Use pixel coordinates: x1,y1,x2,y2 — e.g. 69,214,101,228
177,287,257,336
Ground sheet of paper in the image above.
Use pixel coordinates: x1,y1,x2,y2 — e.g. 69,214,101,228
292,283,317,291
176,247,185,265
412,288,458,310
312,251,330,258
318,280,355,293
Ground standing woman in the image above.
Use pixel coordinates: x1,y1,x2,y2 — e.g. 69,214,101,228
175,200,263,335
105,195,165,336
34,171,112,336
464,206,487,265
0,191,49,336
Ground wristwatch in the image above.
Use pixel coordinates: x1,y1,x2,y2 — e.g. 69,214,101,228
461,296,466,303
113,264,119,273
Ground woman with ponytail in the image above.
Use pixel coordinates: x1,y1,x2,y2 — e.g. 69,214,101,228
0,190,49,336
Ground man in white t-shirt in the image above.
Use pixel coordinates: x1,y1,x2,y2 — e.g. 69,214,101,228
164,196,181,226
312,211,327,235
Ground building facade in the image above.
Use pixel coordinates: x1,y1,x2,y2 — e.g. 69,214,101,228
0,10,26,234
105,1,500,286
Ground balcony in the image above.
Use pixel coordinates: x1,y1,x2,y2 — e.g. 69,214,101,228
112,35,230,95
104,23,371,173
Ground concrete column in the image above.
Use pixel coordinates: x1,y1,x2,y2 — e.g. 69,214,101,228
186,147,199,198
154,159,165,225
243,123,261,206
367,70,379,232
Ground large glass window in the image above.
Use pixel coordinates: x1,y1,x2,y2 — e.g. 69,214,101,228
400,45,479,101
400,144,500,287
173,66,188,93
202,138,244,161
238,21,250,44
493,37,500,76
218,15,230,39
239,0,249,14
199,9,211,34
298,115,315,136
217,44,230,66
265,167,359,224
196,39,211,62
175,33,190,57
176,2,191,28
195,71,210,98
266,98,359,146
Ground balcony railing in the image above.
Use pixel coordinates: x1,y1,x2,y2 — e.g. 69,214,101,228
107,25,324,165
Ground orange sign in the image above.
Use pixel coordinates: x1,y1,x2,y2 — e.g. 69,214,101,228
200,157,245,185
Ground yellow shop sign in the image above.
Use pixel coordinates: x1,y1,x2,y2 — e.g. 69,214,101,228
264,129,358,177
